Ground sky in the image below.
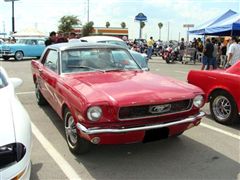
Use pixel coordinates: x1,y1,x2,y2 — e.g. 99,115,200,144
0,0,240,41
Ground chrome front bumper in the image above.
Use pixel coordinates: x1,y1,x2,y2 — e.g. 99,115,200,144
77,111,205,135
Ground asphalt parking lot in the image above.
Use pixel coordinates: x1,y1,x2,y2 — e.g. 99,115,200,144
0,57,240,180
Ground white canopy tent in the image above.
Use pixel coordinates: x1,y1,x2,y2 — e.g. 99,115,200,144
12,27,47,37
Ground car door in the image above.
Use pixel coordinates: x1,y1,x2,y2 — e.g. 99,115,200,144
26,39,45,57
39,49,59,108
35,39,45,57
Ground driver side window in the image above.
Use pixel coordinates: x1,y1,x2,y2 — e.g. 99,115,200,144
44,50,58,73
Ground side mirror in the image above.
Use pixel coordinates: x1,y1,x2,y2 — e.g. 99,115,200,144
10,78,23,88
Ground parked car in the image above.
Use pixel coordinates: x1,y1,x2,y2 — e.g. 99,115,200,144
79,36,149,69
188,61,240,125
31,42,205,154
0,37,46,61
0,66,32,179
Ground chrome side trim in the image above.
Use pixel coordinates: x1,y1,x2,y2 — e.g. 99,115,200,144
77,111,205,135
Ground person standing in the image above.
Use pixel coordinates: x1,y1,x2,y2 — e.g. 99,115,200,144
45,31,57,46
179,38,185,61
220,40,227,67
211,38,218,69
147,36,154,59
68,32,79,43
201,38,214,70
56,31,68,43
225,36,240,68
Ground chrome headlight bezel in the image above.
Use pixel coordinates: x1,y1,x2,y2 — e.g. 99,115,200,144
193,95,204,108
87,106,102,121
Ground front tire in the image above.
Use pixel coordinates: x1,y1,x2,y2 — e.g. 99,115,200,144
35,82,48,105
210,91,238,125
64,109,91,155
2,56,10,61
14,51,24,61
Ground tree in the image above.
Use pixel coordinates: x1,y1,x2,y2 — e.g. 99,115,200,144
106,21,110,28
139,21,145,38
158,22,163,40
140,21,145,29
82,21,94,37
58,15,80,33
121,22,126,29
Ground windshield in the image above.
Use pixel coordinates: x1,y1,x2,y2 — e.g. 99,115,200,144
0,70,8,89
61,48,141,73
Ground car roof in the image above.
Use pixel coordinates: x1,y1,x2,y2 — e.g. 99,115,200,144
16,37,46,40
47,42,125,51
79,36,124,42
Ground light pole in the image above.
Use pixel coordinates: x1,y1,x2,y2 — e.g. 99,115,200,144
87,0,89,22
4,0,19,33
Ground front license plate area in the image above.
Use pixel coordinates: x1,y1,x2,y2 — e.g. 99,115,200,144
143,127,169,143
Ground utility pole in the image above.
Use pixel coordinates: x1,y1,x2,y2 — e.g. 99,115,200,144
3,21,6,38
167,21,170,41
4,0,20,33
87,0,89,22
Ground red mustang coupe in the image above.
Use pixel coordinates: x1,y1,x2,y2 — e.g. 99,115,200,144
31,42,205,154
188,61,240,125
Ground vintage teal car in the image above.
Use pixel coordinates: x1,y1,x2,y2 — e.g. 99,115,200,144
0,37,46,61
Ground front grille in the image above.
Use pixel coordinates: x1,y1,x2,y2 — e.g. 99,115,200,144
119,99,192,120
0,50,11,55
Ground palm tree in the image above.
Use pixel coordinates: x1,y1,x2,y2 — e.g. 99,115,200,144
106,21,110,28
139,21,145,38
158,22,163,40
121,22,126,28
82,21,94,37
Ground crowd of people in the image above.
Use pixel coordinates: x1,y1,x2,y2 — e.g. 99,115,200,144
44,31,79,46
126,35,240,70
197,36,240,70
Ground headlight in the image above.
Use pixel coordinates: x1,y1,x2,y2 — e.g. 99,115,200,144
193,95,204,108
87,106,102,121
0,143,26,169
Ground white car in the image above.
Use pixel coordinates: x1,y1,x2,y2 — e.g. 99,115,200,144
79,36,149,70
0,66,32,179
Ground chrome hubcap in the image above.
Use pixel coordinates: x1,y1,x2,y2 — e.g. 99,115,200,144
212,96,231,121
16,52,23,60
65,115,77,145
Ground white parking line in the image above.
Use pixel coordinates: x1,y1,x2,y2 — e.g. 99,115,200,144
16,91,35,95
200,123,240,140
31,122,81,180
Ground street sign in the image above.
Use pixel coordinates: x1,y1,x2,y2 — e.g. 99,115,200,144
135,13,147,21
183,24,194,28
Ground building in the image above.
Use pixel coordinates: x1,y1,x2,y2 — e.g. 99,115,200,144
74,27,128,39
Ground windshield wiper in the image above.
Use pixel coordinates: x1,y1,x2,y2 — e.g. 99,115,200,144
66,65,105,72
104,68,127,72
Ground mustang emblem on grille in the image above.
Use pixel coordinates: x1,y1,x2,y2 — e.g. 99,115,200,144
149,104,171,114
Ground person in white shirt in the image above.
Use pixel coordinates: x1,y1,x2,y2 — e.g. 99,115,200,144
225,36,240,68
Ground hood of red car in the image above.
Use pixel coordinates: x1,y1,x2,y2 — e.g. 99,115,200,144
65,71,202,106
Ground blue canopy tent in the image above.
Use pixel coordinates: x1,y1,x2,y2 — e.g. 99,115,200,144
205,13,240,36
189,9,237,35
